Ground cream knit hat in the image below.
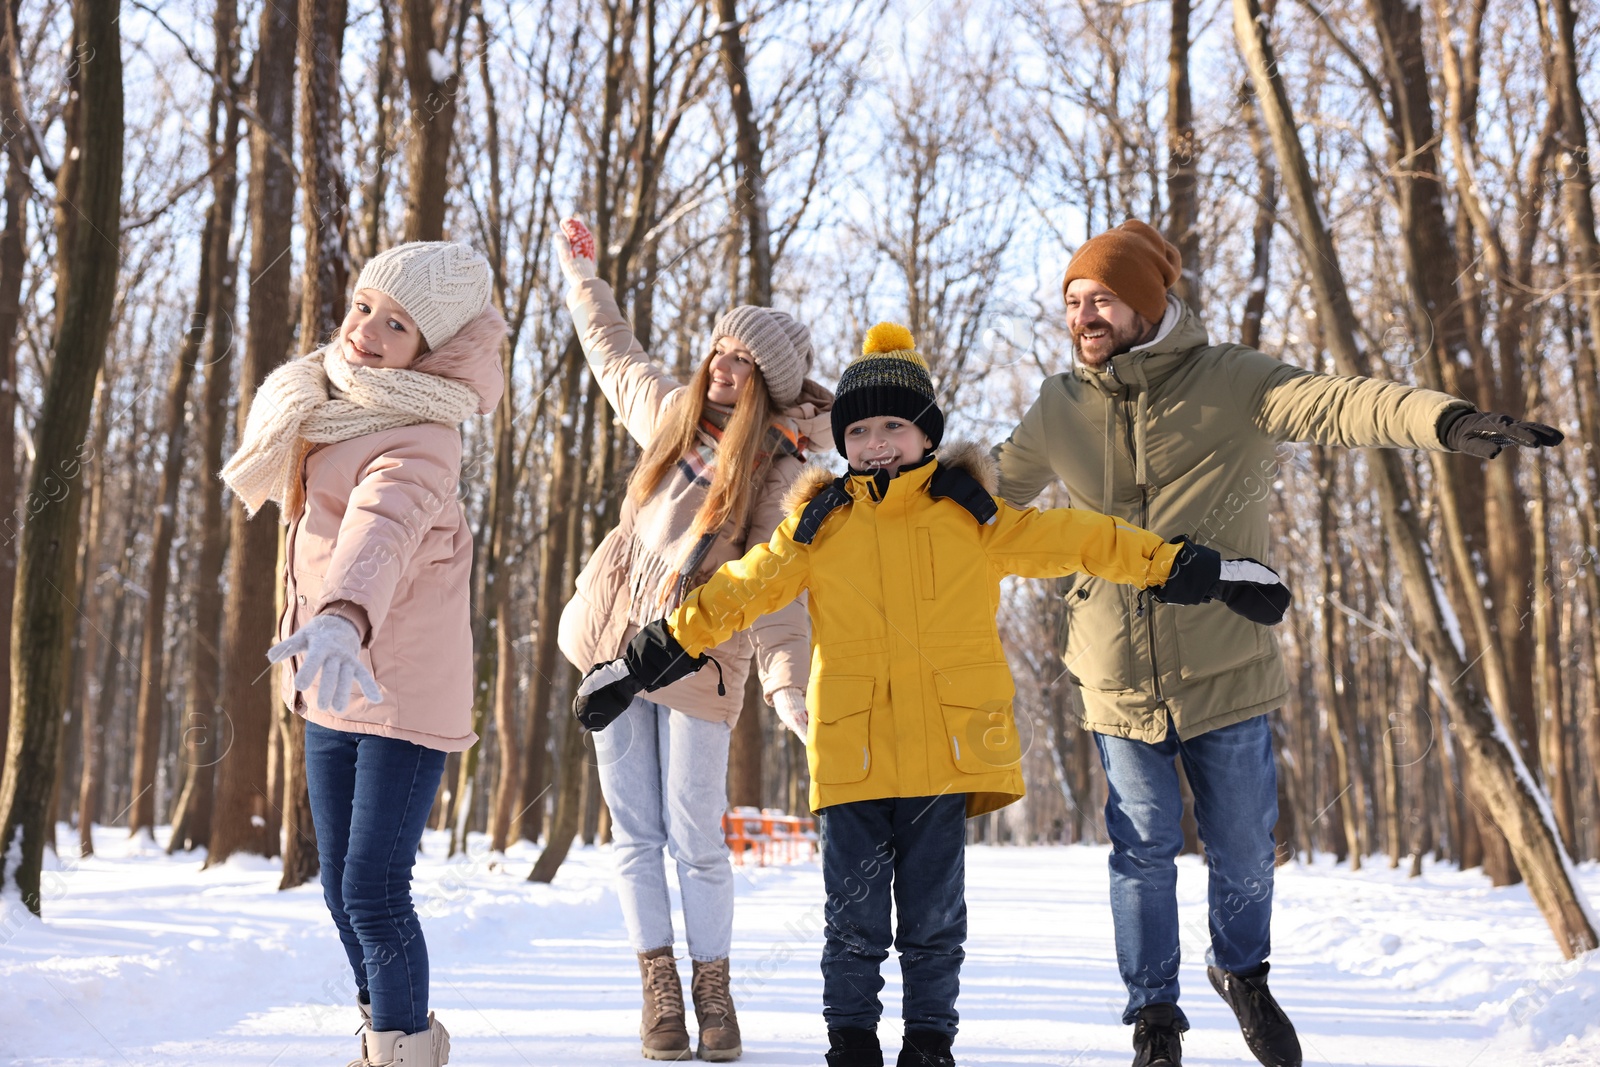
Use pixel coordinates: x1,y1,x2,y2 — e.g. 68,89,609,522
711,305,813,407
355,241,493,350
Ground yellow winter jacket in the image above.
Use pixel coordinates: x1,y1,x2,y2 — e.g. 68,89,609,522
666,442,1180,816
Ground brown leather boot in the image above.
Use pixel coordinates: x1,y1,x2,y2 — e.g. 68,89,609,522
638,947,693,1060
690,957,742,1061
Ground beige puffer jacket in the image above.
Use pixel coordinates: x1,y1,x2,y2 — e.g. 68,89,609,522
557,278,833,724
994,295,1473,743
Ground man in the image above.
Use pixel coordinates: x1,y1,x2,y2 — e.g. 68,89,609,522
993,220,1561,1067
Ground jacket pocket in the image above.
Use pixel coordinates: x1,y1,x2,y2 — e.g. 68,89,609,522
1171,537,1275,683
1171,600,1273,682
934,663,1020,772
809,675,874,785
1061,579,1136,693
915,527,936,600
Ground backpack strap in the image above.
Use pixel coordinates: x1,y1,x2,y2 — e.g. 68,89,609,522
927,463,999,526
793,477,852,545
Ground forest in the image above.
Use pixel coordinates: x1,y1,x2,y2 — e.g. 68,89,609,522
0,0,1598,964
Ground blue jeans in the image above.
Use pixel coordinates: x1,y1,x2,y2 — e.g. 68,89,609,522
592,697,734,960
819,794,968,1037
304,719,447,1035
1094,714,1278,1026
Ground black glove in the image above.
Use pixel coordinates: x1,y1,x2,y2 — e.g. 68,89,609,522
1150,536,1221,605
1439,409,1563,459
572,619,708,731
1152,536,1292,626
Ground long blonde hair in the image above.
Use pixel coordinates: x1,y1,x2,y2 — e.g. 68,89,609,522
628,351,776,540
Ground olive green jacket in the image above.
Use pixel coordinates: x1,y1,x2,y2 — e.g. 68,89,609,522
994,296,1473,742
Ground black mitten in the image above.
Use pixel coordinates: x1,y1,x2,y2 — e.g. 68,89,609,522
1152,537,1292,626
572,620,707,731
1151,536,1221,606
1212,558,1292,626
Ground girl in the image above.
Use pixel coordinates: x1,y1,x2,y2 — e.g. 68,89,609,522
553,217,831,1061
221,241,505,1067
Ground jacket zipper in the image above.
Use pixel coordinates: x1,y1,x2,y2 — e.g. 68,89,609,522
1117,371,1167,720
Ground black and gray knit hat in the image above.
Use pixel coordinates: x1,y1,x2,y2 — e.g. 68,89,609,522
831,322,944,454
711,305,813,407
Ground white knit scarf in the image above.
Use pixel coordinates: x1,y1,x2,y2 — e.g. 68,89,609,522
219,344,479,520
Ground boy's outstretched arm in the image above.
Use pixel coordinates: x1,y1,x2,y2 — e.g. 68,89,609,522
573,517,812,731
668,515,812,655
982,505,1292,624
982,503,1180,587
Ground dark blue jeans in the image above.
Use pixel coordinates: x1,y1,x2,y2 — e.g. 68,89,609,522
304,719,447,1035
819,794,968,1037
1094,713,1278,1025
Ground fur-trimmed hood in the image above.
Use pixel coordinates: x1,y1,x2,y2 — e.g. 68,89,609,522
409,304,508,414
780,439,998,516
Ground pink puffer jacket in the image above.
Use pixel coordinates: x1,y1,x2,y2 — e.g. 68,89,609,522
279,307,506,751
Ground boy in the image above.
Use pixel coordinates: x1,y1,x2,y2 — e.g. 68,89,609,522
574,324,1290,1067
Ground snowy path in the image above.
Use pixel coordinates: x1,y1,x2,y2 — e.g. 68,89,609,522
2,827,1597,1065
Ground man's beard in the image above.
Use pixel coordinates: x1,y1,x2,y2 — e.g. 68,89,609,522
1073,317,1153,365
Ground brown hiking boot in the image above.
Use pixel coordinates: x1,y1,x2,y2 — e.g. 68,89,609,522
690,957,742,1061
638,947,692,1060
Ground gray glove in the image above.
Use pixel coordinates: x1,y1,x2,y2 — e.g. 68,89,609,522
267,614,382,713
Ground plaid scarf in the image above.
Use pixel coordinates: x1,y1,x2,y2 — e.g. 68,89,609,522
661,406,804,607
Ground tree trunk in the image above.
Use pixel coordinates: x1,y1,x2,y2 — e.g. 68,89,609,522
1237,78,1276,352
528,380,600,882
270,0,350,890
128,212,216,840
1235,0,1598,956
278,712,318,889
400,0,461,244
169,0,240,854
716,0,773,305
1314,447,1364,868
1366,0,1536,814
514,337,585,843
1164,0,1198,306
362,0,396,260
727,668,763,809
207,0,297,869
74,372,117,856
528,701,585,883
0,0,122,912
0,138,23,769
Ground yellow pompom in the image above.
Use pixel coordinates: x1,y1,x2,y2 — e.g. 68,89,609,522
862,322,916,356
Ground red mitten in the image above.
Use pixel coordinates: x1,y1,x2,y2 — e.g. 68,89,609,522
555,216,597,283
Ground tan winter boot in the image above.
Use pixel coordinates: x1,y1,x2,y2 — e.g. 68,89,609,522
344,999,375,1067
690,957,742,1061
638,946,693,1060
362,1012,451,1066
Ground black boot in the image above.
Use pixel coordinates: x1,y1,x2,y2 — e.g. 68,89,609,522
896,1029,954,1067
1131,1004,1185,1067
826,1027,883,1067
1207,963,1302,1067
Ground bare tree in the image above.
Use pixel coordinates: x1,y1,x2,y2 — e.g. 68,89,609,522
208,0,297,869
0,0,122,912
1234,0,1597,956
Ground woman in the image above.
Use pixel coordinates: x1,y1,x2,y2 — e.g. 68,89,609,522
554,217,829,1062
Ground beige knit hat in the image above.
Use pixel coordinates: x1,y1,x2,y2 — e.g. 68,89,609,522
355,241,493,350
711,305,813,407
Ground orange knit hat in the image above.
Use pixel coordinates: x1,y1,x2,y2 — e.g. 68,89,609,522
1062,220,1183,324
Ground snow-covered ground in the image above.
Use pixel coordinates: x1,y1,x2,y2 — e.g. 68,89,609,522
2,826,1597,1066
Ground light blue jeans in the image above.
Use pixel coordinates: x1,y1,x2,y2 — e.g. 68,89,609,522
1094,713,1279,1025
593,696,734,961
